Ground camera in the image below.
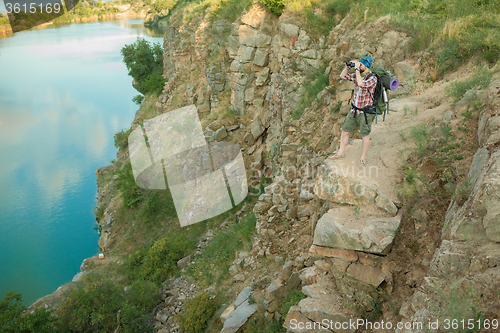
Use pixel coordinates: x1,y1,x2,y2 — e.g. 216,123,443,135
346,61,355,68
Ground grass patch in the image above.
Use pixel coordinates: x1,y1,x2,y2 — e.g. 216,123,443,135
168,0,252,26
210,0,253,22
409,124,431,157
185,212,256,287
406,239,420,254
125,232,196,284
280,290,306,315
446,67,494,102
285,0,500,69
285,0,346,38
432,283,489,333
114,162,146,209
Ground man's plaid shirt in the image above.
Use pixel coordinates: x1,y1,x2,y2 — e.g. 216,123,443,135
342,72,377,109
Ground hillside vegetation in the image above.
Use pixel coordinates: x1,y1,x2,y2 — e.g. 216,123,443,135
2,0,500,332
159,0,499,70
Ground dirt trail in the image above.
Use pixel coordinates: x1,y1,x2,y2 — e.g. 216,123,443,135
330,87,452,202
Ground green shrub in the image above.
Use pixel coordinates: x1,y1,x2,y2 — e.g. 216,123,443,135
260,0,284,16
0,13,10,26
0,292,56,333
93,204,106,221
286,0,342,37
126,233,196,284
176,292,219,333
151,0,178,15
0,292,25,331
57,275,123,332
120,303,155,333
126,280,161,310
132,94,144,105
120,280,161,333
1,293,53,333
16,308,56,333
436,39,464,72
114,128,133,148
57,274,160,333
121,38,164,95
143,74,166,96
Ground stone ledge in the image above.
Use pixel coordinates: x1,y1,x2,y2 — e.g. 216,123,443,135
313,206,402,255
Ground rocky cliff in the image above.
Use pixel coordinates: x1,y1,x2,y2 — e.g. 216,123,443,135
27,3,500,332
145,3,500,332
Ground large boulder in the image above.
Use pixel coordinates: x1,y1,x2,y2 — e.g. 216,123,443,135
313,206,401,255
314,159,398,215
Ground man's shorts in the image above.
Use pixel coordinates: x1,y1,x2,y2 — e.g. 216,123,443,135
341,111,375,137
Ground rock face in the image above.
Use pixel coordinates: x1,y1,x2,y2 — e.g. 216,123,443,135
313,206,401,254
399,77,500,330
147,4,500,332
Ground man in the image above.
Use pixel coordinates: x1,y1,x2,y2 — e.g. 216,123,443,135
329,56,376,166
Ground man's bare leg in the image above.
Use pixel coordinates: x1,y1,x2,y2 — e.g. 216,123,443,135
361,135,370,162
331,130,350,157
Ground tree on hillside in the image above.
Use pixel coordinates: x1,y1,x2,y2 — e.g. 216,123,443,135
121,38,165,95
150,0,177,16
0,292,56,333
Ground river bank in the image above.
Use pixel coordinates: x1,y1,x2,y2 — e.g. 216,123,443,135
0,2,147,37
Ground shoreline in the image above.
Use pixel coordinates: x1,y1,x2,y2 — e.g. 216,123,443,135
0,11,147,38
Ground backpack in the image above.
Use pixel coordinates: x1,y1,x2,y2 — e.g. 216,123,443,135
367,67,392,123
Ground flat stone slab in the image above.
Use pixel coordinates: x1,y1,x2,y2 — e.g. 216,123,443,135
221,299,258,333
313,206,401,255
284,277,357,333
234,286,252,307
314,157,398,215
309,244,358,261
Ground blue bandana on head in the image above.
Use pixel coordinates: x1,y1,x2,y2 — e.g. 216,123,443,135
359,56,373,69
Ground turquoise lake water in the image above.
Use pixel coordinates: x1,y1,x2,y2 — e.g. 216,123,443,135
0,19,165,305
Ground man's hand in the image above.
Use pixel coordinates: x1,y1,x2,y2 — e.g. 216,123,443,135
353,61,363,86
